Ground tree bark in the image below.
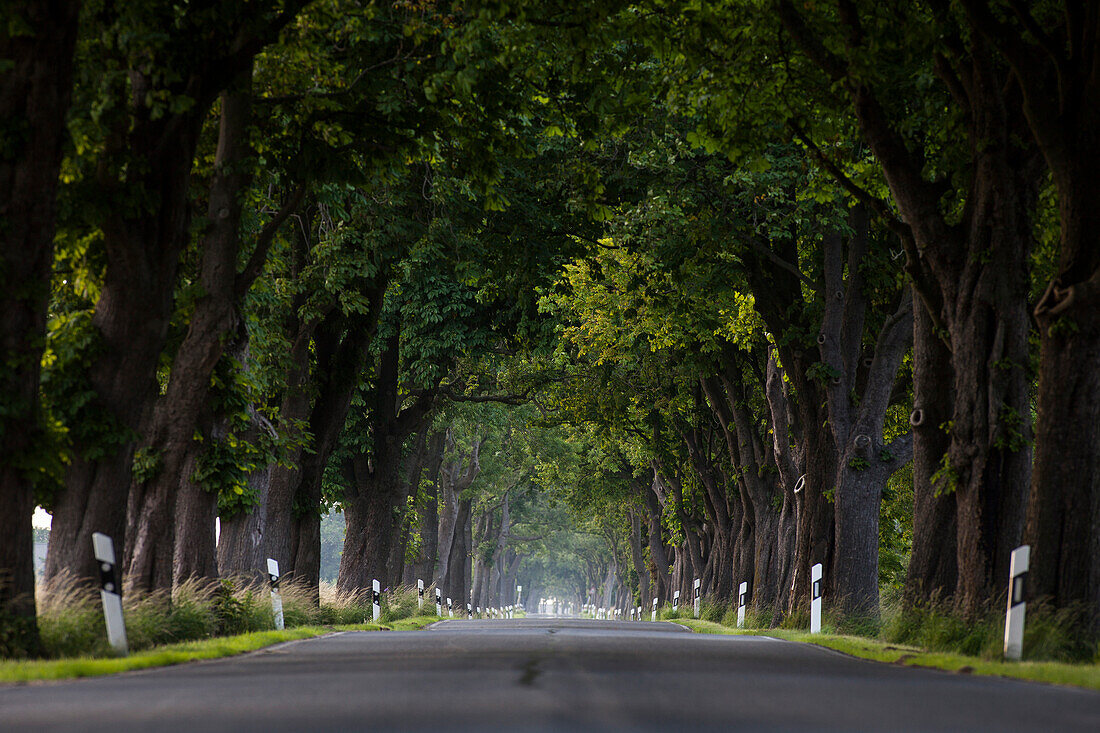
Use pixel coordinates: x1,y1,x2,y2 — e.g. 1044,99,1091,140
778,2,1038,618
0,0,80,647
818,219,915,615
217,455,271,582
642,473,671,602
0,0,80,638
411,432,445,584
960,1,1100,633
905,289,957,603
46,2,303,589
125,71,255,592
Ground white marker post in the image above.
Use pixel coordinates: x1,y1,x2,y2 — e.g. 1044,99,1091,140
371,579,381,622
417,579,424,611
1004,544,1030,661
92,533,128,655
693,578,701,618
267,558,284,631
673,590,680,611
447,597,453,618
467,603,472,620
651,597,658,621
810,563,823,634
435,588,442,616
737,581,748,629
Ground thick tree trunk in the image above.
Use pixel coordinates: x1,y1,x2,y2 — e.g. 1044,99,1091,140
0,0,80,647
172,445,219,584
48,106,204,587
46,4,299,585
642,475,670,602
989,8,1100,633
779,0,1038,619
1028,173,1100,633
443,498,471,604
126,76,253,592
906,291,957,603
337,451,403,592
217,461,270,582
820,223,915,616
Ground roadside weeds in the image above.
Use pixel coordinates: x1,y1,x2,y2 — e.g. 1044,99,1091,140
675,618,1100,691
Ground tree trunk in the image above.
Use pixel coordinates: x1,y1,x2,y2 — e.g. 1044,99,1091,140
411,432,445,584
974,6,1100,634
0,0,80,648
629,508,650,607
337,446,404,592
46,6,299,586
905,290,957,603
778,0,1038,620
47,108,205,588
1028,173,1100,633
819,222,915,616
443,498,471,604
642,475,670,602
217,461,270,582
126,75,254,592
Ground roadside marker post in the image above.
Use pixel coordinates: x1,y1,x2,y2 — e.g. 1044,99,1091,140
1004,544,1030,661
372,579,381,622
673,590,680,611
467,603,472,620
92,533,128,655
266,558,284,631
636,605,641,620
651,597,658,621
810,563,823,634
435,588,442,616
517,584,522,609
417,579,424,611
737,582,748,628
447,597,453,618
693,578,701,618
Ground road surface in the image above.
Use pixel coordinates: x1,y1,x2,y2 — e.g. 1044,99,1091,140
1,618,1097,731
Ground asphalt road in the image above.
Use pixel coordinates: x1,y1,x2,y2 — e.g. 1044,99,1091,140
2,618,1097,732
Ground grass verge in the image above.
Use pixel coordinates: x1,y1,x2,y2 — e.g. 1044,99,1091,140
0,616,441,684
674,618,1100,691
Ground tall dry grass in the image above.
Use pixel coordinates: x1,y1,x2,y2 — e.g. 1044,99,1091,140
1,573,432,660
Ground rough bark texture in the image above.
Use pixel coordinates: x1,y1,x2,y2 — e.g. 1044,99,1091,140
125,74,254,592
336,335,438,593
743,234,836,614
642,474,671,602
629,508,651,608
217,454,271,582
905,289,957,603
778,1,1039,617
960,0,1100,634
819,219,914,615
0,0,80,645
46,4,303,587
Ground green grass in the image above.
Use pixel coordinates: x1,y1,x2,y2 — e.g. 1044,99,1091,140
0,616,441,684
674,618,1100,690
